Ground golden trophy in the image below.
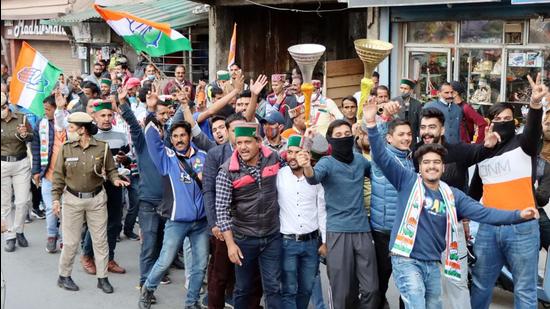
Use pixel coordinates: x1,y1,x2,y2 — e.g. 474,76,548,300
288,44,326,127
354,39,393,119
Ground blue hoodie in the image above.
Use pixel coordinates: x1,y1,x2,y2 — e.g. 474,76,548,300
145,122,206,222
367,125,524,261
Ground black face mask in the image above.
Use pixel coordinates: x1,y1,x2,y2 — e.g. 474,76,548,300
493,120,516,144
327,135,355,164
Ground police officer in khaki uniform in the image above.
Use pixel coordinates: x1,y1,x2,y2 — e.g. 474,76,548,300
1,93,33,252
51,112,129,293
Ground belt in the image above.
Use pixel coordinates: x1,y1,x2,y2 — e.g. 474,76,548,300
67,186,102,199
0,153,27,162
282,230,319,242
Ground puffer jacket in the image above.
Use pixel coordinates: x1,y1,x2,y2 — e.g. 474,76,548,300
370,144,413,232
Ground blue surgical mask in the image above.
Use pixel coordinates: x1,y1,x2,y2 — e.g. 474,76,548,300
147,75,155,81
128,97,137,105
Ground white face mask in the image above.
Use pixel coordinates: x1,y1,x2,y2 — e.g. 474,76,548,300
67,131,81,142
1,109,8,119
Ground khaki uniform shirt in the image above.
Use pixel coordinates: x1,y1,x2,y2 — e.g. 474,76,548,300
1,111,33,156
52,136,120,202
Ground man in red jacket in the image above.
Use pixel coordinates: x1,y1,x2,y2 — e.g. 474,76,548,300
451,81,487,144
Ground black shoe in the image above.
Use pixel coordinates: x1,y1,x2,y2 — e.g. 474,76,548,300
31,208,46,219
184,303,201,309
124,232,140,241
4,239,16,252
160,274,171,285
97,277,114,294
171,257,185,269
16,233,28,247
139,285,155,309
116,235,122,242
57,276,79,291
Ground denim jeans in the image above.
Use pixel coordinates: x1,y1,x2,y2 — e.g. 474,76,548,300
310,271,326,309
144,219,208,306
82,181,123,260
281,237,319,309
123,174,140,235
234,232,282,309
41,178,60,238
391,255,442,309
138,200,165,285
471,220,540,309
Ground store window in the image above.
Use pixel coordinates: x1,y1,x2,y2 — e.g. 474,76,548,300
407,22,456,44
460,20,503,44
458,49,502,105
505,49,548,103
529,18,550,44
408,49,451,101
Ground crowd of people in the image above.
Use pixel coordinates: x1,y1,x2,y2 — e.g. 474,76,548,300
1,57,549,309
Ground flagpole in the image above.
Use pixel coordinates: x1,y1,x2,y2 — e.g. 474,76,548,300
141,52,168,80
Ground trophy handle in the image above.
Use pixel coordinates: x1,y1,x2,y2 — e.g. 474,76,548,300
302,82,314,127
357,77,375,120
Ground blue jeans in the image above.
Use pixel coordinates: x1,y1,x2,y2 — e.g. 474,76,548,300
144,219,208,306
138,200,165,285
391,256,442,309
310,271,326,309
234,232,282,309
281,237,319,309
41,178,60,238
471,220,540,309
123,174,140,235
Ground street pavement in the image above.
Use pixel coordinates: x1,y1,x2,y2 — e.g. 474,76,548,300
2,218,543,308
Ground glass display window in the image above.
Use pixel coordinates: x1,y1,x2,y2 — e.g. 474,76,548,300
529,18,550,44
505,49,548,103
458,49,503,105
460,20,503,44
407,49,452,102
407,21,456,44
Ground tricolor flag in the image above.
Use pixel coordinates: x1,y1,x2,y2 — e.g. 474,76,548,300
227,23,237,70
94,4,191,57
9,42,62,117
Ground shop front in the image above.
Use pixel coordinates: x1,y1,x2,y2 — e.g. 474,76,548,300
385,0,550,108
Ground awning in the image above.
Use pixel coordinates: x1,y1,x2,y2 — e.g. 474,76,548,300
1,0,72,20
41,0,209,29
347,0,500,7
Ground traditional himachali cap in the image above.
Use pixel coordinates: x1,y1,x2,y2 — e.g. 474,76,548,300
217,70,230,81
126,77,141,89
68,112,93,124
234,122,259,138
288,104,305,119
100,78,112,86
287,135,303,148
400,78,416,89
271,74,286,82
92,101,113,112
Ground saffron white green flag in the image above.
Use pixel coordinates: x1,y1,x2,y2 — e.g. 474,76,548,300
9,42,62,117
94,4,192,57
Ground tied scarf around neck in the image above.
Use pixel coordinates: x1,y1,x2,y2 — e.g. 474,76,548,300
327,135,355,164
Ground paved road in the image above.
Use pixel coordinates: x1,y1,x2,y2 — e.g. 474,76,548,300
2,218,544,308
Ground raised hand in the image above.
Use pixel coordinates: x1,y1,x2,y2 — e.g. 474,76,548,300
233,74,245,93
146,83,159,109
363,96,378,127
176,90,189,105
117,86,128,103
250,74,268,97
383,100,401,117
296,150,312,168
527,73,549,107
483,123,501,148
54,88,67,110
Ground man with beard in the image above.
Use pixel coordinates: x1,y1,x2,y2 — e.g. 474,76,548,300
216,122,283,308
139,119,208,309
263,74,297,125
278,135,326,308
392,79,422,143
80,102,129,275
297,119,379,309
424,83,463,144
84,63,104,87
261,112,287,154
281,105,307,139
414,107,497,309
536,110,550,251
363,97,539,309
341,96,358,125
163,65,194,99
469,74,548,309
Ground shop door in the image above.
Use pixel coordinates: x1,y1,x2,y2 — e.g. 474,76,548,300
405,48,452,102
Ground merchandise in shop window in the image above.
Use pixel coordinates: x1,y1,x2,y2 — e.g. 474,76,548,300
459,49,502,105
506,49,548,103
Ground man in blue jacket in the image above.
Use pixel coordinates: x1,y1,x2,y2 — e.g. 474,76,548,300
363,97,539,309
423,83,463,144
370,118,414,308
139,120,208,309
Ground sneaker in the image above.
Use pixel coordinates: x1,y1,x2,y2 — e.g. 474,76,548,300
46,237,58,253
4,239,16,252
125,232,140,241
138,285,154,309
200,295,208,308
16,233,28,247
31,208,46,219
160,274,171,285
